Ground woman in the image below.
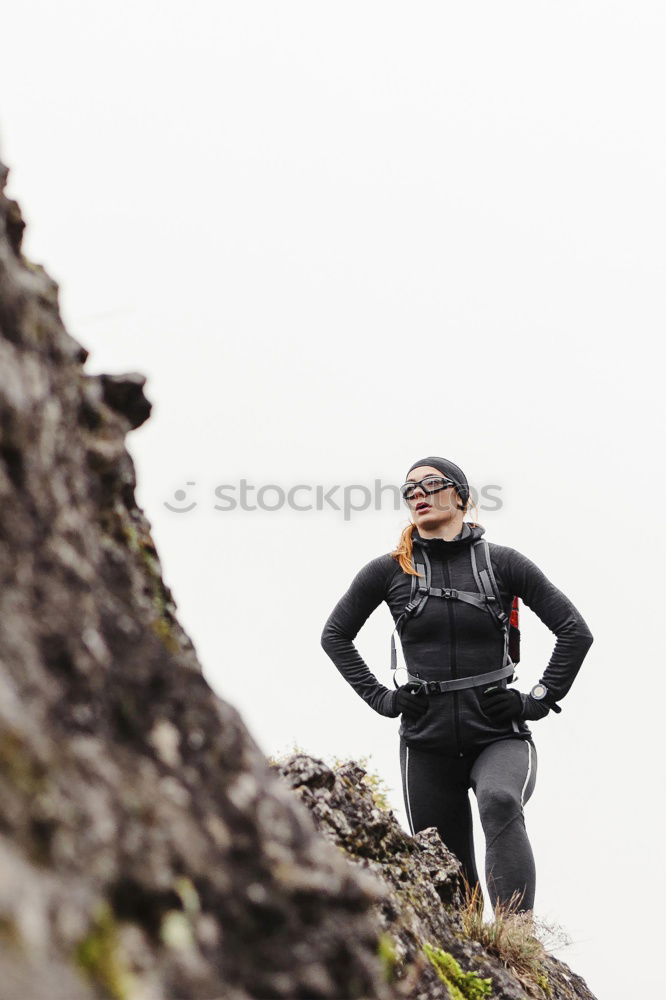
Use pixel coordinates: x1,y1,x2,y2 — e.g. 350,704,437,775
320,455,594,912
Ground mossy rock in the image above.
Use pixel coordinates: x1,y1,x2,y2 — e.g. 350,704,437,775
377,931,399,983
423,942,492,1000
75,903,135,1000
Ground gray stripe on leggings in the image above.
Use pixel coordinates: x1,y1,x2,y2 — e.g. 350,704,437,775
405,746,415,834
520,741,533,808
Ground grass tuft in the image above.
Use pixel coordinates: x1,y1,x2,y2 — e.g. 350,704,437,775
458,879,570,996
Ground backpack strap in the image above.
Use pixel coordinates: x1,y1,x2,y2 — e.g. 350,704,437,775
390,551,429,684
470,540,510,635
412,548,431,617
471,539,520,732
390,537,517,693
415,546,490,613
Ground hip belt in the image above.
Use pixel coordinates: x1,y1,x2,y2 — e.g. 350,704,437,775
404,661,516,695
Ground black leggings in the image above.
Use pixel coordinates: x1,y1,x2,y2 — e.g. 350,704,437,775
399,736,538,911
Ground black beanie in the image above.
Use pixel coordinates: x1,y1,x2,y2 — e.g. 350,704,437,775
405,455,470,506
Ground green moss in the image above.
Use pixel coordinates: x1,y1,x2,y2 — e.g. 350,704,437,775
121,520,177,650
377,932,398,983
141,546,163,582
536,971,552,996
150,615,179,653
75,904,134,1000
121,520,142,554
423,943,492,1000
0,728,46,794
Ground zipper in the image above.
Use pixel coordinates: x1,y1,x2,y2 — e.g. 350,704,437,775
443,560,463,757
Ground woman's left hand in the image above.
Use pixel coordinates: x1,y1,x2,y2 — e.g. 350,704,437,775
480,686,523,724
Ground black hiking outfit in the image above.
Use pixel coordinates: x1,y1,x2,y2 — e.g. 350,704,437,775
320,522,594,909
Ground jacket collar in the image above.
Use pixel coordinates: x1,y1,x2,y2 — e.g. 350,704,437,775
412,521,485,551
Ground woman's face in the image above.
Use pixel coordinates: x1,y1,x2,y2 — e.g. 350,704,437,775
402,465,461,530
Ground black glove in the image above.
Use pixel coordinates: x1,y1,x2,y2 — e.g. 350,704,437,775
480,686,523,725
394,682,429,721
518,692,552,721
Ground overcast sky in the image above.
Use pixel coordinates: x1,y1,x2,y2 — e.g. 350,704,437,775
2,3,665,997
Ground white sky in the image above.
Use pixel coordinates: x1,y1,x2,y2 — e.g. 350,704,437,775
2,3,665,997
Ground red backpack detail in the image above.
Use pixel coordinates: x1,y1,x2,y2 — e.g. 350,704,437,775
509,596,520,664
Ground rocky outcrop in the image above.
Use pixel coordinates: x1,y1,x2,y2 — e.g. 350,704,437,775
0,158,396,999
271,753,598,1000
0,157,598,1000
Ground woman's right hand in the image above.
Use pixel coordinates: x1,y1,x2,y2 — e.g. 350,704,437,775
394,682,429,720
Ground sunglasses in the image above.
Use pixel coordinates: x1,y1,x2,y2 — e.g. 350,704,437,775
400,475,456,501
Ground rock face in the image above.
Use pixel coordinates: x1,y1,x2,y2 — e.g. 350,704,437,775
0,158,599,1000
0,160,395,1000
271,754,598,1000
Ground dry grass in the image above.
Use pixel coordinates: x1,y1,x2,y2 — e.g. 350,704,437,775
459,880,571,996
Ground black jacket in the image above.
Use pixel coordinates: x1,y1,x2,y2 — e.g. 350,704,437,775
320,522,594,756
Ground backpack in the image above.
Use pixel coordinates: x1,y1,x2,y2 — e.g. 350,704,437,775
390,538,520,685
